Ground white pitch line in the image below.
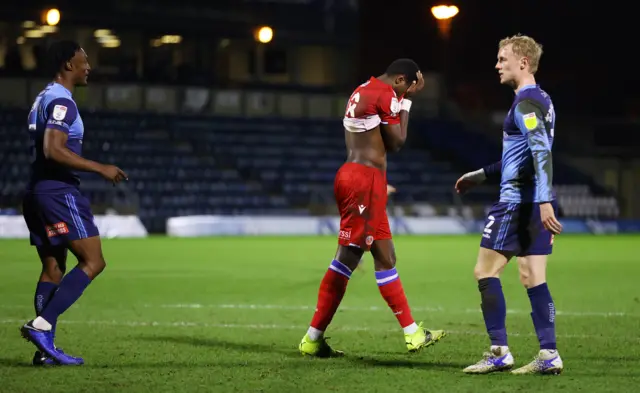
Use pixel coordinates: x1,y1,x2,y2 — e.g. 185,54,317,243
0,319,630,341
1,303,634,317
146,303,634,318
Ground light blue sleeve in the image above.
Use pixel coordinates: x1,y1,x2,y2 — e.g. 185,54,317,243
514,100,553,202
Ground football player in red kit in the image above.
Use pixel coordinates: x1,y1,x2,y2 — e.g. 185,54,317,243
299,59,447,357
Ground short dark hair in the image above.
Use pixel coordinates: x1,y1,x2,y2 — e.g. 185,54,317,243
385,59,420,84
47,40,81,78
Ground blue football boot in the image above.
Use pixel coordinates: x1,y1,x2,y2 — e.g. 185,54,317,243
21,323,84,366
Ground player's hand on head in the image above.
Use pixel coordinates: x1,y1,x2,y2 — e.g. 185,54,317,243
99,164,128,185
540,202,563,235
404,71,424,98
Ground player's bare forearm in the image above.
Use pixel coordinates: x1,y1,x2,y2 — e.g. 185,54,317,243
48,147,104,173
381,111,409,152
44,128,104,173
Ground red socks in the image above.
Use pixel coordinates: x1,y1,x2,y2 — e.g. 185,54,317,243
308,262,416,335
376,268,415,328
309,260,352,331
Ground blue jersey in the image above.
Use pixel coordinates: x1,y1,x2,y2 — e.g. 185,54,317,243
499,84,555,203
27,82,84,192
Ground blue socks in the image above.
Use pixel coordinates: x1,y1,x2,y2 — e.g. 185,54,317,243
527,283,557,350
40,267,91,328
478,277,557,350
34,282,59,335
478,277,508,346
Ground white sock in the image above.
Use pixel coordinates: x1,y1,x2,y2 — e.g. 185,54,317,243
32,316,52,331
403,322,419,335
307,327,324,341
490,345,509,355
539,349,558,358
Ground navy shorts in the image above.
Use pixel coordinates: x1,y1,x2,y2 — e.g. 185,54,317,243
22,191,100,247
480,201,558,256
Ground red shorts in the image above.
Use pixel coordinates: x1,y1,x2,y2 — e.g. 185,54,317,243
334,162,391,250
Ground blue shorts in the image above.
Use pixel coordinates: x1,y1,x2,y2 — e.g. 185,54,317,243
480,201,558,256
22,191,100,247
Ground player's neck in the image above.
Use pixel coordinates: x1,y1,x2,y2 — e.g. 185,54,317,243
377,74,393,85
52,76,75,94
514,76,536,94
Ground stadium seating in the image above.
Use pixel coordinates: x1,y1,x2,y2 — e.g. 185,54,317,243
0,108,463,232
0,107,618,233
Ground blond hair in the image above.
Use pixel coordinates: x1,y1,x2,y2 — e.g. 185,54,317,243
499,34,543,74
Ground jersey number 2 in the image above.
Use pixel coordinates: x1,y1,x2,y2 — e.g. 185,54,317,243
484,215,496,235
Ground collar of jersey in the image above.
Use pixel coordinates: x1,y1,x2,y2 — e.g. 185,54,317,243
369,76,397,96
516,84,538,95
49,82,73,97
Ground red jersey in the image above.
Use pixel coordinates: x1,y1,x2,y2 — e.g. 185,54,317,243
343,77,402,133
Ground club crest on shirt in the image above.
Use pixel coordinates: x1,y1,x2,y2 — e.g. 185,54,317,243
390,97,400,116
522,112,538,131
52,105,68,121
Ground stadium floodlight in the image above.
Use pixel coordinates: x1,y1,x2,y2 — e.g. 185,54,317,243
431,5,459,20
431,5,458,40
44,8,61,26
255,26,273,44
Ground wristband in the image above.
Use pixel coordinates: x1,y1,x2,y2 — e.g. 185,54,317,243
400,99,412,112
465,168,487,182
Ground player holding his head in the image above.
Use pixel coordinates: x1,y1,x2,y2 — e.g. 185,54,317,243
455,35,563,375
299,59,447,357
20,41,127,366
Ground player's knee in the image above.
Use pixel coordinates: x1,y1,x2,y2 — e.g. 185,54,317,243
373,253,396,271
79,257,106,279
40,267,64,284
517,256,547,288
335,245,364,272
473,261,503,280
474,248,509,280
473,264,489,280
518,269,530,286
519,271,546,289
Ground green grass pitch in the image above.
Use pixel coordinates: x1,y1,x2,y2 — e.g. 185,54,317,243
1,235,639,392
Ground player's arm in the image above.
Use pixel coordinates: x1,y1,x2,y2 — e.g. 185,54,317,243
455,160,502,194
43,98,104,173
514,100,553,202
482,160,502,181
514,100,562,234
43,98,128,184
379,99,410,152
380,71,424,152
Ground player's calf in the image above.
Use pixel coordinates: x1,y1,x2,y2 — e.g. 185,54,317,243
517,255,560,361
34,246,68,340
464,248,513,372
371,240,446,351
300,246,362,356
21,237,105,363
372,240,416,332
